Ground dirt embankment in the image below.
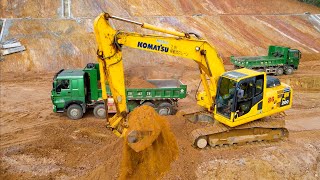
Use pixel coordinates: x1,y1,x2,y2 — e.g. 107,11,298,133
1,1,319,73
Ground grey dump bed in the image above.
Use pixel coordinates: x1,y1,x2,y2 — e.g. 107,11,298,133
147,79,184,88
232,56,281,62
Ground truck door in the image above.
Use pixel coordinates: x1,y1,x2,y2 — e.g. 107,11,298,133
69,79,86,104
71,79,79,97
288,50,301,68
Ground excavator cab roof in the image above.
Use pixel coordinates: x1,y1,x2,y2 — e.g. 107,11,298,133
221,68,264,81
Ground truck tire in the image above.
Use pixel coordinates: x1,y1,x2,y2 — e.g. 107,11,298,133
67,104,83,120
284,66,293,75
93,104,106,119
275,67,284,76
142,102,156,108
157,102,173,116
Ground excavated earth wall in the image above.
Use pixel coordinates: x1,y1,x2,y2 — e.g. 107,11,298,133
0,0,319,73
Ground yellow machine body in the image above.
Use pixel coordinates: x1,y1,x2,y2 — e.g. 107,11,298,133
93,13,293,141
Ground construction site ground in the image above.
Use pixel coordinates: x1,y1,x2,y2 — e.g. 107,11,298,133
1,0,320,179
0,61,320,179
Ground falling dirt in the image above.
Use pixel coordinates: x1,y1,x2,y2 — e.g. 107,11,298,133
83,106,178,179
120,106,178,179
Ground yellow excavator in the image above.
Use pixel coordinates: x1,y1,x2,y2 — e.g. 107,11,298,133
94,13,292,151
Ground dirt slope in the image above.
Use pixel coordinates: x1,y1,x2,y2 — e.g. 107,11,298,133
0,1,319,72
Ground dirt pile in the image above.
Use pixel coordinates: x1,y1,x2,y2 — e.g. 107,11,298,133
126,77,157,88
120,105,178,179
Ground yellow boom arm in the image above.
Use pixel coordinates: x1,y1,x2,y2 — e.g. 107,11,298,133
94,13,225,136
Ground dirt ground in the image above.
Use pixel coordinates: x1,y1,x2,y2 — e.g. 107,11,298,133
0,57,320,179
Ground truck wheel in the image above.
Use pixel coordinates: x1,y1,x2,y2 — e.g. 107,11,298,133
142,102,156,108
157,102,173,116
67,104,83,120
93,104,106,119
284,67,293,75
275,67,284,76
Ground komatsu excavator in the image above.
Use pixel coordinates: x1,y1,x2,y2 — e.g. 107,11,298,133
94,13,292,151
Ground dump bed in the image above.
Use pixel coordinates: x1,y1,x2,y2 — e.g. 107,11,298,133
100,79,187,100
231,55,286,68
126,79,187,100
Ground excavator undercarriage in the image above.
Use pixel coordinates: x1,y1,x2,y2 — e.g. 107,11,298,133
190,115,288,149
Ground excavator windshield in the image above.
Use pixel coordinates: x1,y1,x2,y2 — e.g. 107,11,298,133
216,77,236,118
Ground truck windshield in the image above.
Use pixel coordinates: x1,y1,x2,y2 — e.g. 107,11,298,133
216,77,236,118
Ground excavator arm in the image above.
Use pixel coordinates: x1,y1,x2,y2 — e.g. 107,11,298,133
94,13,225,139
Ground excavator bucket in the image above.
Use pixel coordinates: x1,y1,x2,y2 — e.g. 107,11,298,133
125,106,163,152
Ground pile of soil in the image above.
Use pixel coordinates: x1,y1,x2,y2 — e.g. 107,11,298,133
126,77,157,88
120,105,178,179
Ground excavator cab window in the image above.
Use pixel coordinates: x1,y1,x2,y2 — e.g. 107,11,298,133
235,78,255,117
216,77,237,118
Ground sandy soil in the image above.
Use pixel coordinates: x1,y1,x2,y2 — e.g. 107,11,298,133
1,57,320,179
1,1,320,179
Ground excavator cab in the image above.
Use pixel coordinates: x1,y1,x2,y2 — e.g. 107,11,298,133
214,68,292,128
215,69,266,126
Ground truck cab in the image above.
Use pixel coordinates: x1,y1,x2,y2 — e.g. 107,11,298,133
287,49,301,70
51,69,89,119
51,63,113,119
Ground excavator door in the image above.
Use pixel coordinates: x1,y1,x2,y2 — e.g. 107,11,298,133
215,70,265,126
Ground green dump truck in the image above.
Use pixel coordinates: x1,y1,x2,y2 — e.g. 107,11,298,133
231,45,301,76
51,63,187,120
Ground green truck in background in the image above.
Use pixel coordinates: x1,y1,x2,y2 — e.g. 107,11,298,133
51,63,187,120
231,45,301,76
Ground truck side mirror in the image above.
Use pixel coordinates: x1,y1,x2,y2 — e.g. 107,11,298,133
237,89,244,99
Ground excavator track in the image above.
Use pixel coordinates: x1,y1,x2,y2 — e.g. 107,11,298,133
191,117,288,149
